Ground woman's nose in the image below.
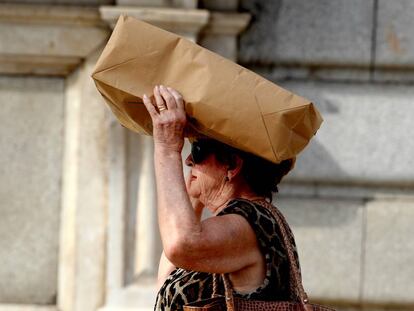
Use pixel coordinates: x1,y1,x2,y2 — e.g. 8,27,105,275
185,153,194,167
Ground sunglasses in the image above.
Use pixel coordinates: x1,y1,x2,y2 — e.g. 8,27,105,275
191,140,215,164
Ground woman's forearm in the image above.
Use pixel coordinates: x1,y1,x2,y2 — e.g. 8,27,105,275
142,85,202,261
154,145,202,257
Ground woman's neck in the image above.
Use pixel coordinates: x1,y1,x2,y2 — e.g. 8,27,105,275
207,188,265,216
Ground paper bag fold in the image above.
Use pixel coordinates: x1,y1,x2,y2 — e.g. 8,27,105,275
92,15,323,164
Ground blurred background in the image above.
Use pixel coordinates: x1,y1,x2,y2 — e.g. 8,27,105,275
1,0,413,310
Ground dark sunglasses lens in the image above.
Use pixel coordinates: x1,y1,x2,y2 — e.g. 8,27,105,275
191,142,205,164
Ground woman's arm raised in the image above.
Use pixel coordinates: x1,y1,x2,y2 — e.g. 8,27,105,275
143,86,261,274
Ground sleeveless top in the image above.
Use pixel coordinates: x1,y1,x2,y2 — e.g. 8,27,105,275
154,198,301,311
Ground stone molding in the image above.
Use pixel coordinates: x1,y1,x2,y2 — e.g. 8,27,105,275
0,306,57,311
0,4,109,76
99,6,250,36
279,182,414,201
99,6,250,59
0,3,251,76
116,0,197,9
200,0,239,11
99,6,209,40
0,4,104,26
0,54,82,76
199,12,250,60
201,12,250,35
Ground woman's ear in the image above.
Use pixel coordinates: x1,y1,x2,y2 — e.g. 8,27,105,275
227,154,243,181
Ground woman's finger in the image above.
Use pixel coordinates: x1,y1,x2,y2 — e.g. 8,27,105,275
142,94,158,118
167,87,184,111
154,85,167,111
159,85,177,110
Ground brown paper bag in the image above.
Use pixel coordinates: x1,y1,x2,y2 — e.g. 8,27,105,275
92,15,322,164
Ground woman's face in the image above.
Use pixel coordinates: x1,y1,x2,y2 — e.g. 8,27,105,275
185,152,228,205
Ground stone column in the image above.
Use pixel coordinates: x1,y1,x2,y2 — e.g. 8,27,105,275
59,48,110,311
199,12,250,61
105,117,128,296
0,3,111,311
198,0,250,61
134,136,159,280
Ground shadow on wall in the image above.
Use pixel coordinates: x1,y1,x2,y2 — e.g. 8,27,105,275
286,90,348,184
288,138,349,184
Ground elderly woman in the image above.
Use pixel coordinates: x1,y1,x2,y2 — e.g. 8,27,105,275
143,85,300,311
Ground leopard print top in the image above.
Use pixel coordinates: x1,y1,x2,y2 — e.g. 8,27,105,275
154,198,301,311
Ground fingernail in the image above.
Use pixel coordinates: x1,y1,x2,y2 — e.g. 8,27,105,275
160,85,165,89
143,94,147,99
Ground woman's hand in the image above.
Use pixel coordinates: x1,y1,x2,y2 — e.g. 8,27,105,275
143,85,186,153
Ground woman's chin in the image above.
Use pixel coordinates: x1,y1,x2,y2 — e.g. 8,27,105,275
188,189,201,200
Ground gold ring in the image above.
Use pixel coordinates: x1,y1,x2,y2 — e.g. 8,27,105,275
158,106,167,112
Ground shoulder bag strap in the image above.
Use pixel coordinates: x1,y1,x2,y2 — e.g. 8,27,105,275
253,199,310,305
215,199,311,311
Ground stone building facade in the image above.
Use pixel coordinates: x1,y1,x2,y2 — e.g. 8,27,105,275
0,1,413,311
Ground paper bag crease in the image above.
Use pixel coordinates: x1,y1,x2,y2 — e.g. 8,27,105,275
92,15,323,164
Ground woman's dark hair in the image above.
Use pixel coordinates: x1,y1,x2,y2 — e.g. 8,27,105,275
199,139,294,201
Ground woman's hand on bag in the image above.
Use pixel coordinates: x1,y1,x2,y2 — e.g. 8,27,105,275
143,85,186,153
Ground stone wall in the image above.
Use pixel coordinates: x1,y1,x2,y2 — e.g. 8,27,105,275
239,1,414,310
0,77,64,304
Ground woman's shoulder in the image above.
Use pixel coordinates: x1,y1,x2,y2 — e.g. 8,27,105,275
219,198,275,223
217,198,296,300
217,198,279,241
